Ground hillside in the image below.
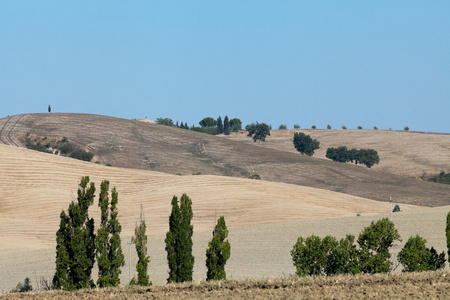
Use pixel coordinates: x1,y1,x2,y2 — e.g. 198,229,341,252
0,113,449,206
226,128,450,178
0,143,424,291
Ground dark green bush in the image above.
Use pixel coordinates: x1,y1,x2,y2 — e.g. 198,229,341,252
393,204,400,212
248,174,261,180
398,235,445,272
10,277,32,293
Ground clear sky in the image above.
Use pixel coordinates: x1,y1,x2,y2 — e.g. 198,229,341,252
1,1,449,132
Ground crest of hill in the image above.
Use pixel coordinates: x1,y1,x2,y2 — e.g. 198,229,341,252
0,113,449,206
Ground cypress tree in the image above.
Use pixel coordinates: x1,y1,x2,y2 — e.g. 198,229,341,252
132,209,151,286
165,194,194,283
206,216,231,280
224,116,230,135
96,181,125,287
53,176,96,290
217,116,224,134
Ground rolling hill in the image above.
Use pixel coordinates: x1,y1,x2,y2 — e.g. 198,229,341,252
0,113,449,206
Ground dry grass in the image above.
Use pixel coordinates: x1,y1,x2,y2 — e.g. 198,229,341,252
2,271,450,299
1,114,449,206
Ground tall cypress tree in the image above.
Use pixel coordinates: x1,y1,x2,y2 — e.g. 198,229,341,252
132,208,151,286
165,194,194,283
223,116,230,135
206,216,231,281
217,116,224,134
96,181,125,287
446,211,450,260
53,176,96,290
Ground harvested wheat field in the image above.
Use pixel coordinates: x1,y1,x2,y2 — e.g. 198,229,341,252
0,142,448,294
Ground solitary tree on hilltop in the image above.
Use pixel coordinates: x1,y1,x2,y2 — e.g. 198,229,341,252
293,132,320,156
246,122,271,145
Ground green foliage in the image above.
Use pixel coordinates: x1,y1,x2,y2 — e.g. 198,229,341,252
428,171,450,184
48,105,51,113
291,235,361,277
132,209,151,286
293,124,300,129
53,176,96,290
357,218,401,274
206,216,231,281
245,122,271,144
398,235,445,272
327,125,331,129
446,211,450,260
96,181,125,287
224,116,230,135
373,126,378,130
229,118,242,132
248,174,261,180
156,117,174,126
23,135,94,162
326,147,380,168
10,278,33,293
293,132,320,156
217,116,224,134
311,125,316,129
165,194,195,283
190,126,206,133
279,124,287,130
357,126,363,130
404,126,410,131
393,204,401,212
199,117,217,128
341,125,347,129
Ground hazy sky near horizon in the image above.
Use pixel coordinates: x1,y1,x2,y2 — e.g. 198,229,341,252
1,1,449,132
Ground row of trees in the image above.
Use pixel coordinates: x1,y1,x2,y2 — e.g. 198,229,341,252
53,178,231,290
199,116,242,135
326,146,380,168
53,177,124,290
292,217,446,276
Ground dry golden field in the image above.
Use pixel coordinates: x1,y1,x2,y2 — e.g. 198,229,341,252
0,114,449,298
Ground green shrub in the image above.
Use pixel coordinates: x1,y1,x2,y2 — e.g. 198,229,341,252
293,124,300,129
428,171,450,185
248,174,261,180
10,277,33,293
278,124,287,130
398,235,445,272
293,132,320,156
393,204,400,212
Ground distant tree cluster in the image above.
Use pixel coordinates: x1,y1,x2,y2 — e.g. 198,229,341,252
156,118,174,126
428,171,450,185
326,146,380,168
199,116,242,135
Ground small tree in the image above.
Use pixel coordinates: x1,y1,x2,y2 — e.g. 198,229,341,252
165,194,194,283
199,117,217,128
48,105,51,113
291,235,326,276
357,218,401,274
398,235,445,272
392,204,400,212
224,116,230,135
245,122,271,145
293,124,300,129
373,126,378,130
279,124,287,130
327,125,331,129
10,278,33,293
357,126,363,130
132,208,151,286
206,216,231,281
311,125,316,129
342,125,347,129
325,235,360,275
229,118,242,132
293,132,320,156
404,126,410,131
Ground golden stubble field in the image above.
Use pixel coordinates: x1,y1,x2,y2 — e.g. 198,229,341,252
1,143,449,296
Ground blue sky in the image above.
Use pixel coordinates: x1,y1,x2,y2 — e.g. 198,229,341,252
1,1,449,132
